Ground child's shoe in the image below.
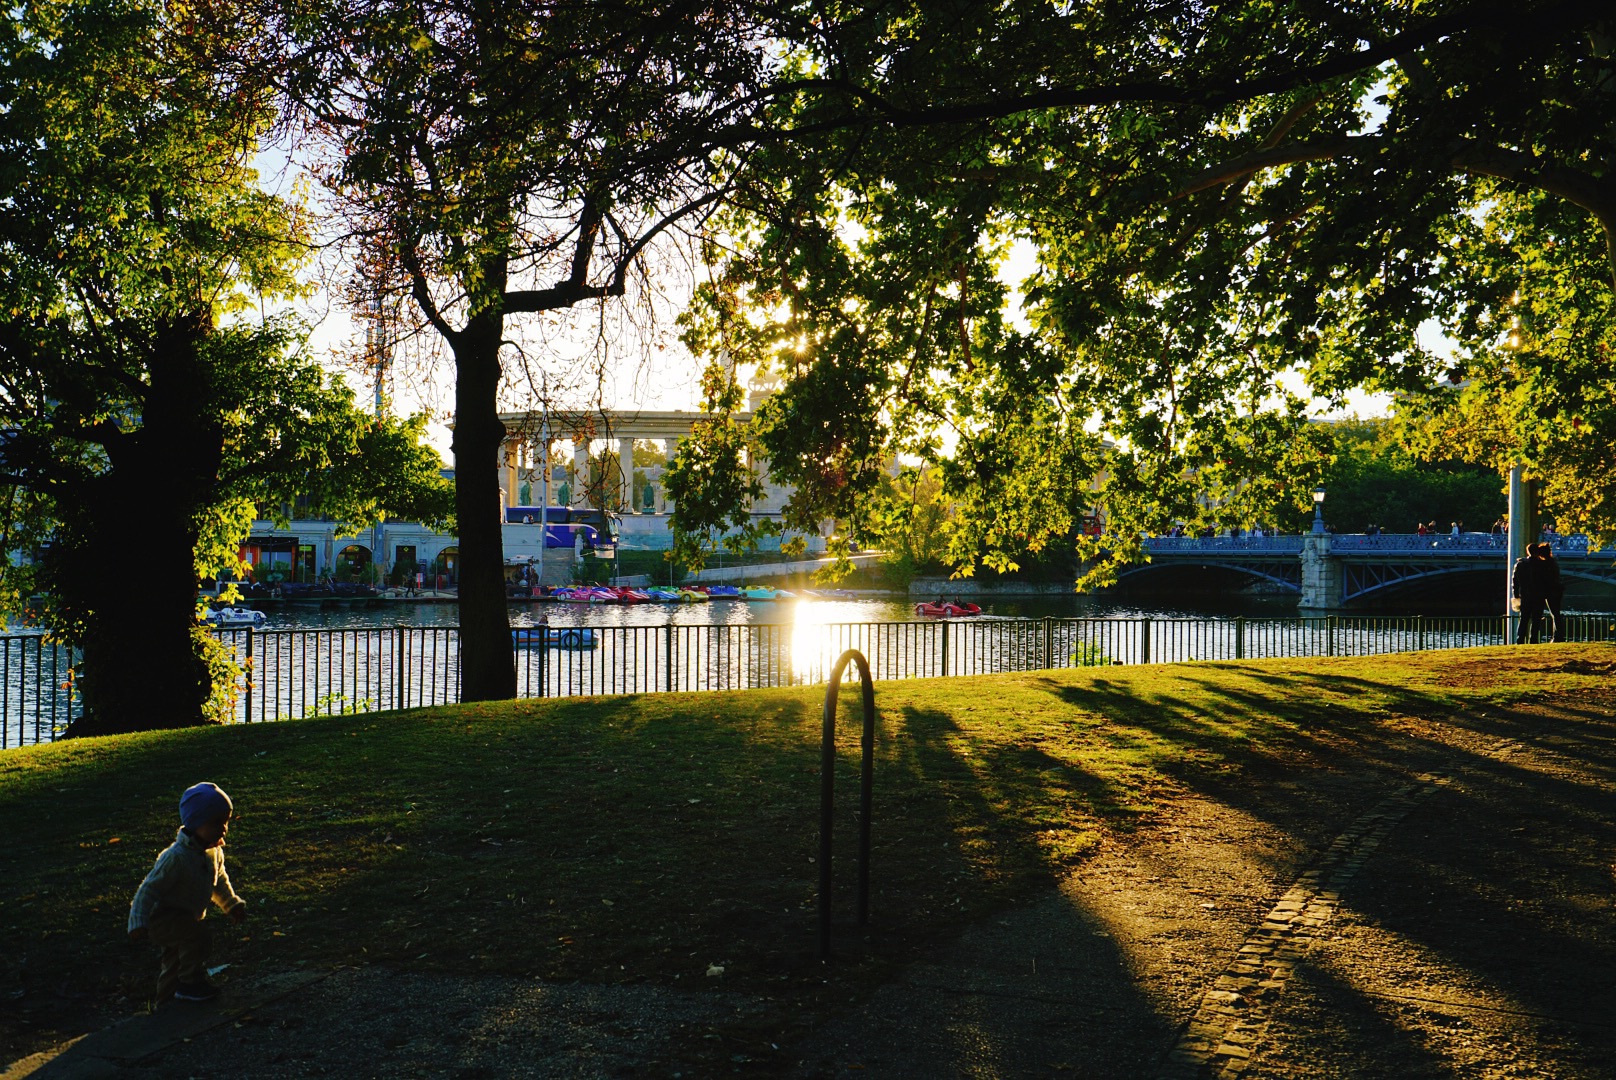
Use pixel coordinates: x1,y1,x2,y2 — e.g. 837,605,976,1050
172,980,219,1002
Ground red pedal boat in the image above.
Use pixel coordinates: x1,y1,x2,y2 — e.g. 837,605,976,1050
914,601,982,617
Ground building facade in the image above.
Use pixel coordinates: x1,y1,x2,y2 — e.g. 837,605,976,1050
241,407,825,585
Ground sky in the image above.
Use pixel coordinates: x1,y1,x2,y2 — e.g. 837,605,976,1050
249,57,1420,470
260,154,1402,469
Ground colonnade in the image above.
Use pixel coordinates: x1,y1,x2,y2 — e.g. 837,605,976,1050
497,409,759,516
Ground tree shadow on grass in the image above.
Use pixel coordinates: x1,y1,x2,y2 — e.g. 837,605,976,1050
1028,665,1616,1070
8,663,1612,1074
1333,699,1616,1046
783,702,1183,1077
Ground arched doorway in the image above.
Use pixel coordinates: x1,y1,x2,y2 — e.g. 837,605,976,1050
336,544,372,583
434,546,459,588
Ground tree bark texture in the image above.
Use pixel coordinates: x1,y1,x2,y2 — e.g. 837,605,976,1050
451,313,517,702
68,318,221,735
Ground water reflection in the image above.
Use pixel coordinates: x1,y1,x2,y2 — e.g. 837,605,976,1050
247,593,1327,632
790,598,836,679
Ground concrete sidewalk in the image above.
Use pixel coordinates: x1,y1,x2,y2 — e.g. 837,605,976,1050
1,972,327,1080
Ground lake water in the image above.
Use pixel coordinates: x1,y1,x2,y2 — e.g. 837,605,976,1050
7,590,1610,750
243,591,1419,632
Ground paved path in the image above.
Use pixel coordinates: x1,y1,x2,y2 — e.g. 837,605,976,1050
10,695,1613,1078
790,701,1615,1079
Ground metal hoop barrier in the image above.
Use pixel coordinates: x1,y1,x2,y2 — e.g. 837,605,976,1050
819,648,876,960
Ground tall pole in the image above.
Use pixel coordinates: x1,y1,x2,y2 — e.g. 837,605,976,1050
1506,465,1535,619
538,419,549,588
368,294,387,584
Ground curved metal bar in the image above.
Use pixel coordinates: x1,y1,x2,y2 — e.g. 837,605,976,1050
820,648,876,960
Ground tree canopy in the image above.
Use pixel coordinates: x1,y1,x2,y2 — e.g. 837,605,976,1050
1309,420,1505,534
675,0,1616,584
262,0,798,699
0,0,451,733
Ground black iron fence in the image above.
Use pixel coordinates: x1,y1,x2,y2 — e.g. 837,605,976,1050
6,612,1614,748
0,634,77,750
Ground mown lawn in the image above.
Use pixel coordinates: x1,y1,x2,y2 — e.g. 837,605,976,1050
3,644,1610,1060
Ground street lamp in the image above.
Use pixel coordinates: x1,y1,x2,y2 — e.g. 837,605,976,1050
1312,486,1326,535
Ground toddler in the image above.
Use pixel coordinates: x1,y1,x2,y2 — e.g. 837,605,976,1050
127,782,247,1002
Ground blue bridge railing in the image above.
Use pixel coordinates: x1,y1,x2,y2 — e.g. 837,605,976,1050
1142,532,1613,558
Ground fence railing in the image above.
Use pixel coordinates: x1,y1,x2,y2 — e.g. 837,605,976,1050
0,634,78,750
1142,532,1615,557
6,612,1614,748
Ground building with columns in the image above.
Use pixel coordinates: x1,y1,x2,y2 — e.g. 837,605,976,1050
494,408,817,552
237,408,823,586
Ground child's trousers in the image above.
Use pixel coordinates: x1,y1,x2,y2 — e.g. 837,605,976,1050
146,908,210,1001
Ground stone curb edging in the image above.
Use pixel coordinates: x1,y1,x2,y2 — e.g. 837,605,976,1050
1157,740,1525,1079
1154,774,1449,1078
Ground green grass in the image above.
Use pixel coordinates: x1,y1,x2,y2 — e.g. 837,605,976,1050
2,644,1611,1058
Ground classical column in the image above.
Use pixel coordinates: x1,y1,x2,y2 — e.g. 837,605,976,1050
518,439,534,506
502,437,519,513
573,440,590,506
750,444,775,512
619,436,635,513
663,436,682,512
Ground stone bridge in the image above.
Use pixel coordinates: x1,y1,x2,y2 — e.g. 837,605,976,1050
1126,534,1616,609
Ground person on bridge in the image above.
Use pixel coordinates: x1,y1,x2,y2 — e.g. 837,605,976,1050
1513,546,1552,644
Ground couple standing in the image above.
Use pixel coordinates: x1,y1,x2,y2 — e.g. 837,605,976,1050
1511,542,1565,643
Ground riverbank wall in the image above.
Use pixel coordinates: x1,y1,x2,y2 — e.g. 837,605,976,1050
908,577,1077,597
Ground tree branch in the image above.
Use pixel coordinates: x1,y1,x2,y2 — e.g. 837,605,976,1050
399,244,460,345
566,197,604,291
698,0,1597,155
1452,143,1616,282
1171,130,1616,279
607,188,729,294
504,188,730,314
1172,137,1372,198
1259,92,1328,151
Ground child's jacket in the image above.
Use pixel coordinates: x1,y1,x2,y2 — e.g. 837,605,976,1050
127,828,243,933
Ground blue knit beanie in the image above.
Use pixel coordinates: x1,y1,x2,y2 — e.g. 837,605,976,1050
179,782,233,829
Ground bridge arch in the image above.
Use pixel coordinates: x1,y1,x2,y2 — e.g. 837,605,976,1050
1114,560,1301,594
1341,564,1499,605
1343,563,1616,605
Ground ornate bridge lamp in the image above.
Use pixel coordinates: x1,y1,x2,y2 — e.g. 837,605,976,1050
1312,486,1326,536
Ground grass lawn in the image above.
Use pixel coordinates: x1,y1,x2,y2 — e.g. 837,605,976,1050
3,644,1611,1060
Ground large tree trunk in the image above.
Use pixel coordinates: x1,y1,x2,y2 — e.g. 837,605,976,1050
71,513,211,735
451,310,517,702
69,316,221,735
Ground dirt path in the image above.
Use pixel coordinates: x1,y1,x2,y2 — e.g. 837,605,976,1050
787,694,1616,1078
14,687,1615,1079
1244,695,1616,1079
